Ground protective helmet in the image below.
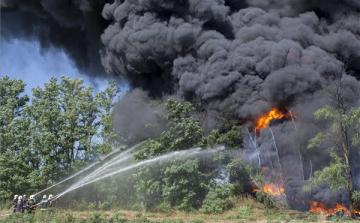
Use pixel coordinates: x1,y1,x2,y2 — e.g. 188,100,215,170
49,194,53,199
30,195,34,199
23,194,26,198
43,195,47,199
18,196,23,200
14,195,18,199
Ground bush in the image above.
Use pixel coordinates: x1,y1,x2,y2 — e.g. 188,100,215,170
237,206,252,219
200,184,233,214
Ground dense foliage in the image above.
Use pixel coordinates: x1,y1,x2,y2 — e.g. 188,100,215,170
0,76,121,201
129,99,246,212
0,76,247,214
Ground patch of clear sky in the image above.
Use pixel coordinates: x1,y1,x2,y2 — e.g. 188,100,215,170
0,39,129,97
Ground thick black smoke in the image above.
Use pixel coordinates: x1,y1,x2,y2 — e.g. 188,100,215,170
1,0,111,77
284,178,349,212
99,0,360,206
100,0,360,117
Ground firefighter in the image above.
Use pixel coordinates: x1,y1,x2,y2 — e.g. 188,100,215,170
22,194,28,213
16,196,23,213
39,195,48,213
12,195,18,213
48,194,56,213
27,195,36,214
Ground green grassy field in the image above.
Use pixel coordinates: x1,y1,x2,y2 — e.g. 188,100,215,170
0,196,356,223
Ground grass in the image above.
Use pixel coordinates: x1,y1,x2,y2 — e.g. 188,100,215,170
0,196,357,222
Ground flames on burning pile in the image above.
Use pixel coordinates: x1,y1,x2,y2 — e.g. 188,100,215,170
309,201,351,216
255,108,297,130
355,208,360,215
253,183,355,216
251,108,360,217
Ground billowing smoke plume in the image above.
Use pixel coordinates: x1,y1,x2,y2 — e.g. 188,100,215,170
100,0,360,118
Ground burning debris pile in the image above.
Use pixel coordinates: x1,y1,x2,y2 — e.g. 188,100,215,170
248,108,360,216
3,0,360,217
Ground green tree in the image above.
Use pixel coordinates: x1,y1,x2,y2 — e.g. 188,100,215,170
29,77,101,185
0,76,30,200
0,76,29,154
135,99,205,159
307,69,360,215
96,80,122,154
132,99,213,210
58,77,99,165
133,157,214,211
0,76,125,201
132,99,244,211
207,125,242,149
162,158,210,211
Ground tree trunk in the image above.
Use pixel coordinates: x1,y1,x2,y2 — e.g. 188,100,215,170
344,148,355,216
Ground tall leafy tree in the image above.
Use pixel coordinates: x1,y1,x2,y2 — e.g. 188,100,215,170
30,77,101,184
307,68,360,215
0,76,124,200
96,80,121,154
0,76,29,154
0,76,30,199
58,77,99,165
133,99,217,211
30,78,64,183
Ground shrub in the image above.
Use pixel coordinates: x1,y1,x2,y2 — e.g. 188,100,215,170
237,206,252,219
200,184,233,214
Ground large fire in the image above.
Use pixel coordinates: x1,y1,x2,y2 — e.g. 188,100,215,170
253,184,354,216
255,108,297,130
251,108,356,217
309,201,351,216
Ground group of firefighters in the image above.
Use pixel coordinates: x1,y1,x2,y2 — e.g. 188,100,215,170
12,194,56,214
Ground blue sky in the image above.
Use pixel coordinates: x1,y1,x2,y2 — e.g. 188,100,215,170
0,39,128,96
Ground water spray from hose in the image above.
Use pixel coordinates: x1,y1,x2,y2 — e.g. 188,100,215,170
55,146,224,199
34,142,144,196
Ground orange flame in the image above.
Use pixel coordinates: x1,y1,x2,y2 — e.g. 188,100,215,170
354,207,360,215
252,183,285,196
309,201,351,216
255,108,297,130
263,184,285,196
252,184,353,217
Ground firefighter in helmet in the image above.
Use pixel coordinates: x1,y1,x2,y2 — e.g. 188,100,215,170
12,195,18,213
27,195,36,214
48,194,57,213
39,195,48,212
22,194,28,213
16,196,23,213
